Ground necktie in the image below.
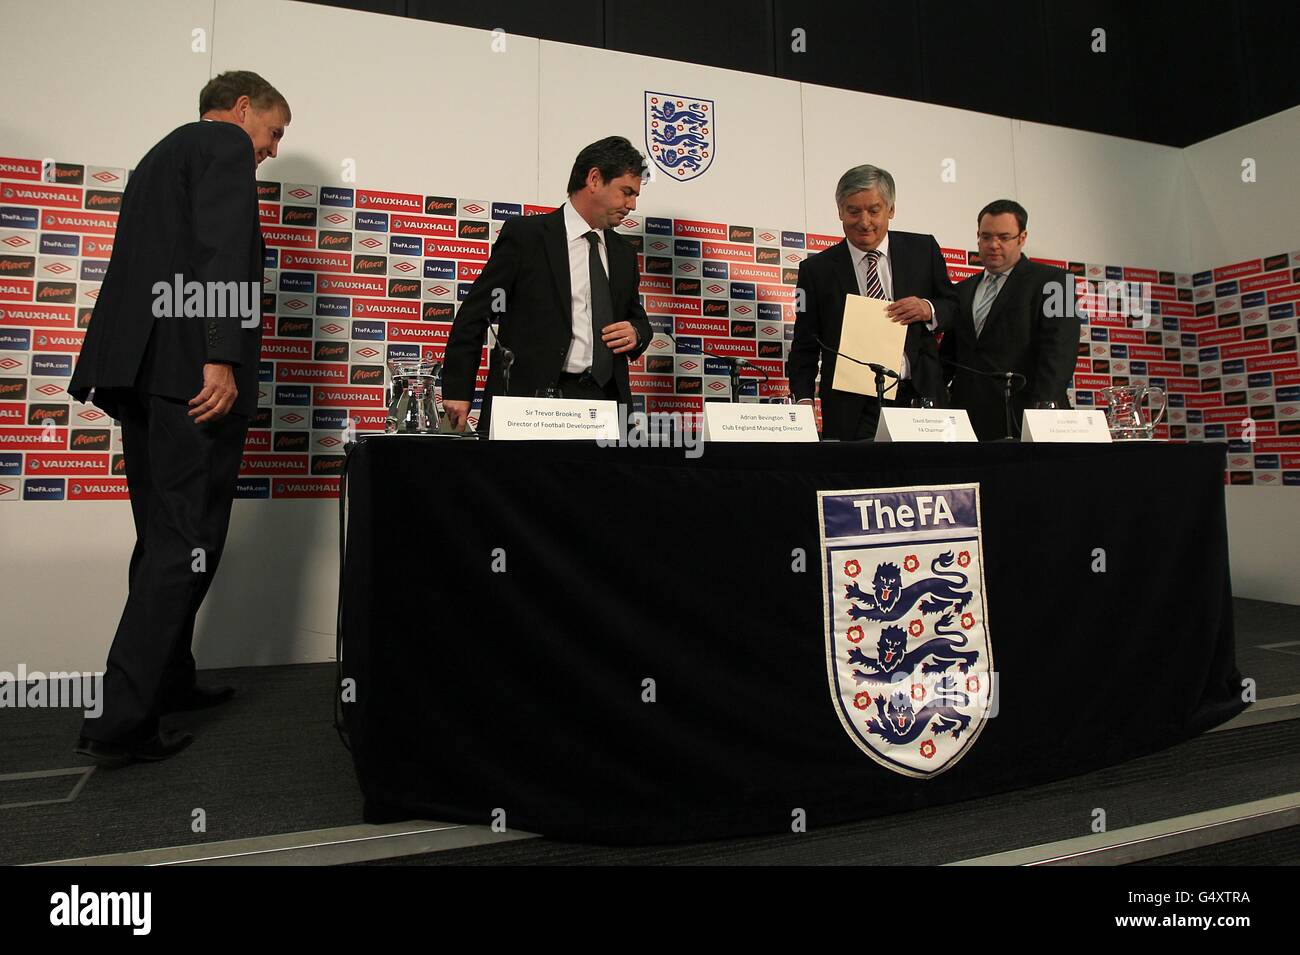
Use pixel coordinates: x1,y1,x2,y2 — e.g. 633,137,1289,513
973,271,1003,337
861,248,885,299
584,231,614,387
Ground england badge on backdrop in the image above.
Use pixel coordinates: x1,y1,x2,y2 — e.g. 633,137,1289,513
645,92,714,181
818,483,994,778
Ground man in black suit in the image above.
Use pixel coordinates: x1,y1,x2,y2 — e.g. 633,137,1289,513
67,71,290,763
940,199,1080,440
788,164,958,441
442,136,652,434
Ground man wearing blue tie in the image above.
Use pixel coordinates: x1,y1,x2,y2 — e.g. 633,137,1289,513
940,200,1080,440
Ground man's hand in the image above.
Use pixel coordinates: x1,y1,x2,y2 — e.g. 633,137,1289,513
886,297,933,325
601,321,639,355
188,362,238,423
444,399,471,432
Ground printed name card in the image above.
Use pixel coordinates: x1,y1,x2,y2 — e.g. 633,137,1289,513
1020,409,1112,443
488,396,620,441
703,403,819,442
874,408,978,443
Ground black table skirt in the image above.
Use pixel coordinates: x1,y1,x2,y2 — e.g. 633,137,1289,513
339,437,1243,844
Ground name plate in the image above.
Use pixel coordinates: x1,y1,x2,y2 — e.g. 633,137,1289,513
703,403,819,442
488,396,620,441
1020,409,1111,443
874,408,978,442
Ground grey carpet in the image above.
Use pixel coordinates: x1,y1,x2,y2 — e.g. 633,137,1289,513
357,720,1300,865
1234,598,1300,699
1,597,1297,866
0,663,362,865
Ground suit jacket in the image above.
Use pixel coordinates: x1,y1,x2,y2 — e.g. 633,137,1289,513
787,232,958,440
940,256,1080,440
69,120,264,418
442,207,652,428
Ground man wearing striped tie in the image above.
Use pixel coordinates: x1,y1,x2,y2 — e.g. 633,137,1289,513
788,164,958,440
939,200,1080,440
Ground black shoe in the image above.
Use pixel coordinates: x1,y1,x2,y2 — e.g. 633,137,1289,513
161,684,235,714
75,730,194,765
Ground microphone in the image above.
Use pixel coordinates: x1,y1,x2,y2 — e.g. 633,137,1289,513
732,356,771,385
941,356,1026,386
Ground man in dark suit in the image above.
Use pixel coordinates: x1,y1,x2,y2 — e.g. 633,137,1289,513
788,164,958,441
940,199,1080,440
442,136,652,434
67,71,290,763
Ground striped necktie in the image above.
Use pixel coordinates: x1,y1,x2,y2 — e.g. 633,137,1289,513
860,249,885,299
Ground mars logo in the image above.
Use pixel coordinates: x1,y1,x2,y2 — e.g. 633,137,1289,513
27,405,68,425
277,317,312,337
274,432,309,451
37,283,76,303
70,429,110,451
314,342,348,361
319,231,352,250
645,92,714,181
84,190,121,211
819,484,993,778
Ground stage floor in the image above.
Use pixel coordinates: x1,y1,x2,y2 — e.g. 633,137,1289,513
1,597,1297,866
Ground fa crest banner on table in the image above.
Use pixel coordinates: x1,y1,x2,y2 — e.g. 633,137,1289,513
644,92,714,181
818,484,994,778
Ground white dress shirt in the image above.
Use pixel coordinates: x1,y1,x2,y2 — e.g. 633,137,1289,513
846,234,936,381
561,201,610,374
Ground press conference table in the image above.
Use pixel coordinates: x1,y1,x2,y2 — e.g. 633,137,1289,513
338,436,1243,844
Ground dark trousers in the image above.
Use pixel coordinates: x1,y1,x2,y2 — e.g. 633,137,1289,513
555,371,620,402
81,391,248,742
851,380,920,440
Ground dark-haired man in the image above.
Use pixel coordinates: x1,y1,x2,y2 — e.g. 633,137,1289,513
442,136,652,433
939,199,1079,440
68,71,290,763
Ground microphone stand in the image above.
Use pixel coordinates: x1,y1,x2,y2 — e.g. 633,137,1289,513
817,336,900,407
486,322,515,397
715,356,771,403
660,329,770,403
942,358,1027,441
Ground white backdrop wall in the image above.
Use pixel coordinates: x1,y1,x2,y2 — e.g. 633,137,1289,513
0,0,1290,676
1184,108,1300,606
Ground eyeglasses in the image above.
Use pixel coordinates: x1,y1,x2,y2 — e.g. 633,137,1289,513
977,232,1024,245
